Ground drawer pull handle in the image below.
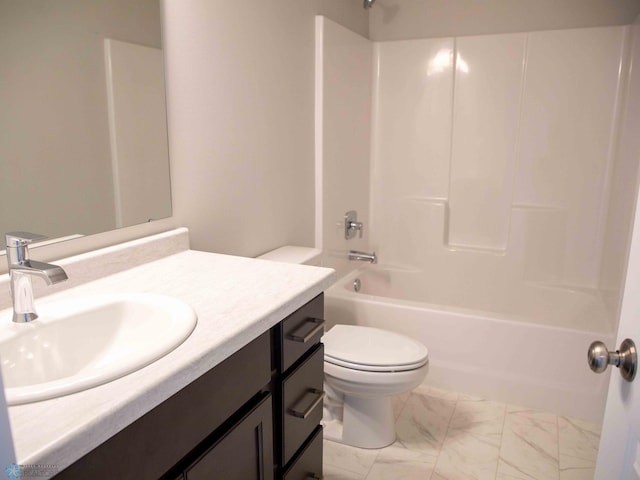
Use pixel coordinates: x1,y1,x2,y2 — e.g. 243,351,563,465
286,318,325,343
306,475,323,480
287,388,324,419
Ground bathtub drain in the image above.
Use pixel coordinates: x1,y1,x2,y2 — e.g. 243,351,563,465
353,278,361,292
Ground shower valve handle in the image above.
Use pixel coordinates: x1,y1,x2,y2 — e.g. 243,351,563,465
345,210,363,239
588,338,636,382
348,221,363,238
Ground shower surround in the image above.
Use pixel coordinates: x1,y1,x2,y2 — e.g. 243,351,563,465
316,17,640,419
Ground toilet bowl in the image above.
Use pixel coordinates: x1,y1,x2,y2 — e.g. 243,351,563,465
256,246,429,449
322,324,428,448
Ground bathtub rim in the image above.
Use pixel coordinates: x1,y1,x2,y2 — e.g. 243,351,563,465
326,266,614,336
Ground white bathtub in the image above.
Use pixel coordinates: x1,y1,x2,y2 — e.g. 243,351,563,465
324,267,615,421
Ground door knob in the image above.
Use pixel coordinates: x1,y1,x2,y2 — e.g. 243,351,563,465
588,338,636,382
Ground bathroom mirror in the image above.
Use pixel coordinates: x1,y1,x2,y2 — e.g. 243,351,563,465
0,0,171,244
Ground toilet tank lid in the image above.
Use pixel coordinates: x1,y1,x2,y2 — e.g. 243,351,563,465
256,246,322,265
323,325,428,368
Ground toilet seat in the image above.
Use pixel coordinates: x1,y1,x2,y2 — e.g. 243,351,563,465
323,325,428,372
324,355,427,372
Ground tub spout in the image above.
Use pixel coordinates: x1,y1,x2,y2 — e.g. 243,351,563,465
348,250,377,264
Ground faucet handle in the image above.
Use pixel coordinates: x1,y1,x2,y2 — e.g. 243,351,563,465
345,211,364,240
5,232,48,248
5,232,48,264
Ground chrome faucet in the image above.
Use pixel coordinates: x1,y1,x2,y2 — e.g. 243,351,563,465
348,250,377,264
5,232,68,323
345,211,364,240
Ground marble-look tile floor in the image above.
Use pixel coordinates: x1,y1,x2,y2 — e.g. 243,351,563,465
323,386,601,480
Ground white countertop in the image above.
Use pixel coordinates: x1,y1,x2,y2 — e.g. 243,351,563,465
2,234,335,473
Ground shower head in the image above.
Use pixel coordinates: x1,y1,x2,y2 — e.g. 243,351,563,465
363,0,376,9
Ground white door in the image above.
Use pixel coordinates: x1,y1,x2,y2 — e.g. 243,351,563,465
595,185,640,478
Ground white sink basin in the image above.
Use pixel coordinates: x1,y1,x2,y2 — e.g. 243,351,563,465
0,293,197,405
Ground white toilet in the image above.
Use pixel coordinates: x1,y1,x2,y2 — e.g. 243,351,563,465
256,246,430,449
322,324,428,448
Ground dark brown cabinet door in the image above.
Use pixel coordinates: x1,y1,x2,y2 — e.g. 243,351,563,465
185,394,274,480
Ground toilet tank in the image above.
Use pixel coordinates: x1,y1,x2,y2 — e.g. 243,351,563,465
256,246,322,266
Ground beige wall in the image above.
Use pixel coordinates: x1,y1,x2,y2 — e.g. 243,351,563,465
0,0,162,240
369,0,640,40
316,0,369,38
0,0,364,268
164,0,366,257
164,0,317,257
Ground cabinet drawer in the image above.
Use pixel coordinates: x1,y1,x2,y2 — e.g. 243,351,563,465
280,294,324,372
185,393,274,480
283,426,323,480
282,344,324,466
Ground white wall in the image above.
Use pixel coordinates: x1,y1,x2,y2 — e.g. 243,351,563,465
600,25,640,325
369,0,640,41
316,17,372,277
370,26,628,297
369,37,453,267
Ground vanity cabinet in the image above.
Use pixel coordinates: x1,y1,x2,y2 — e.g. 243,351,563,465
53,294,325,480
276,294,325,476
